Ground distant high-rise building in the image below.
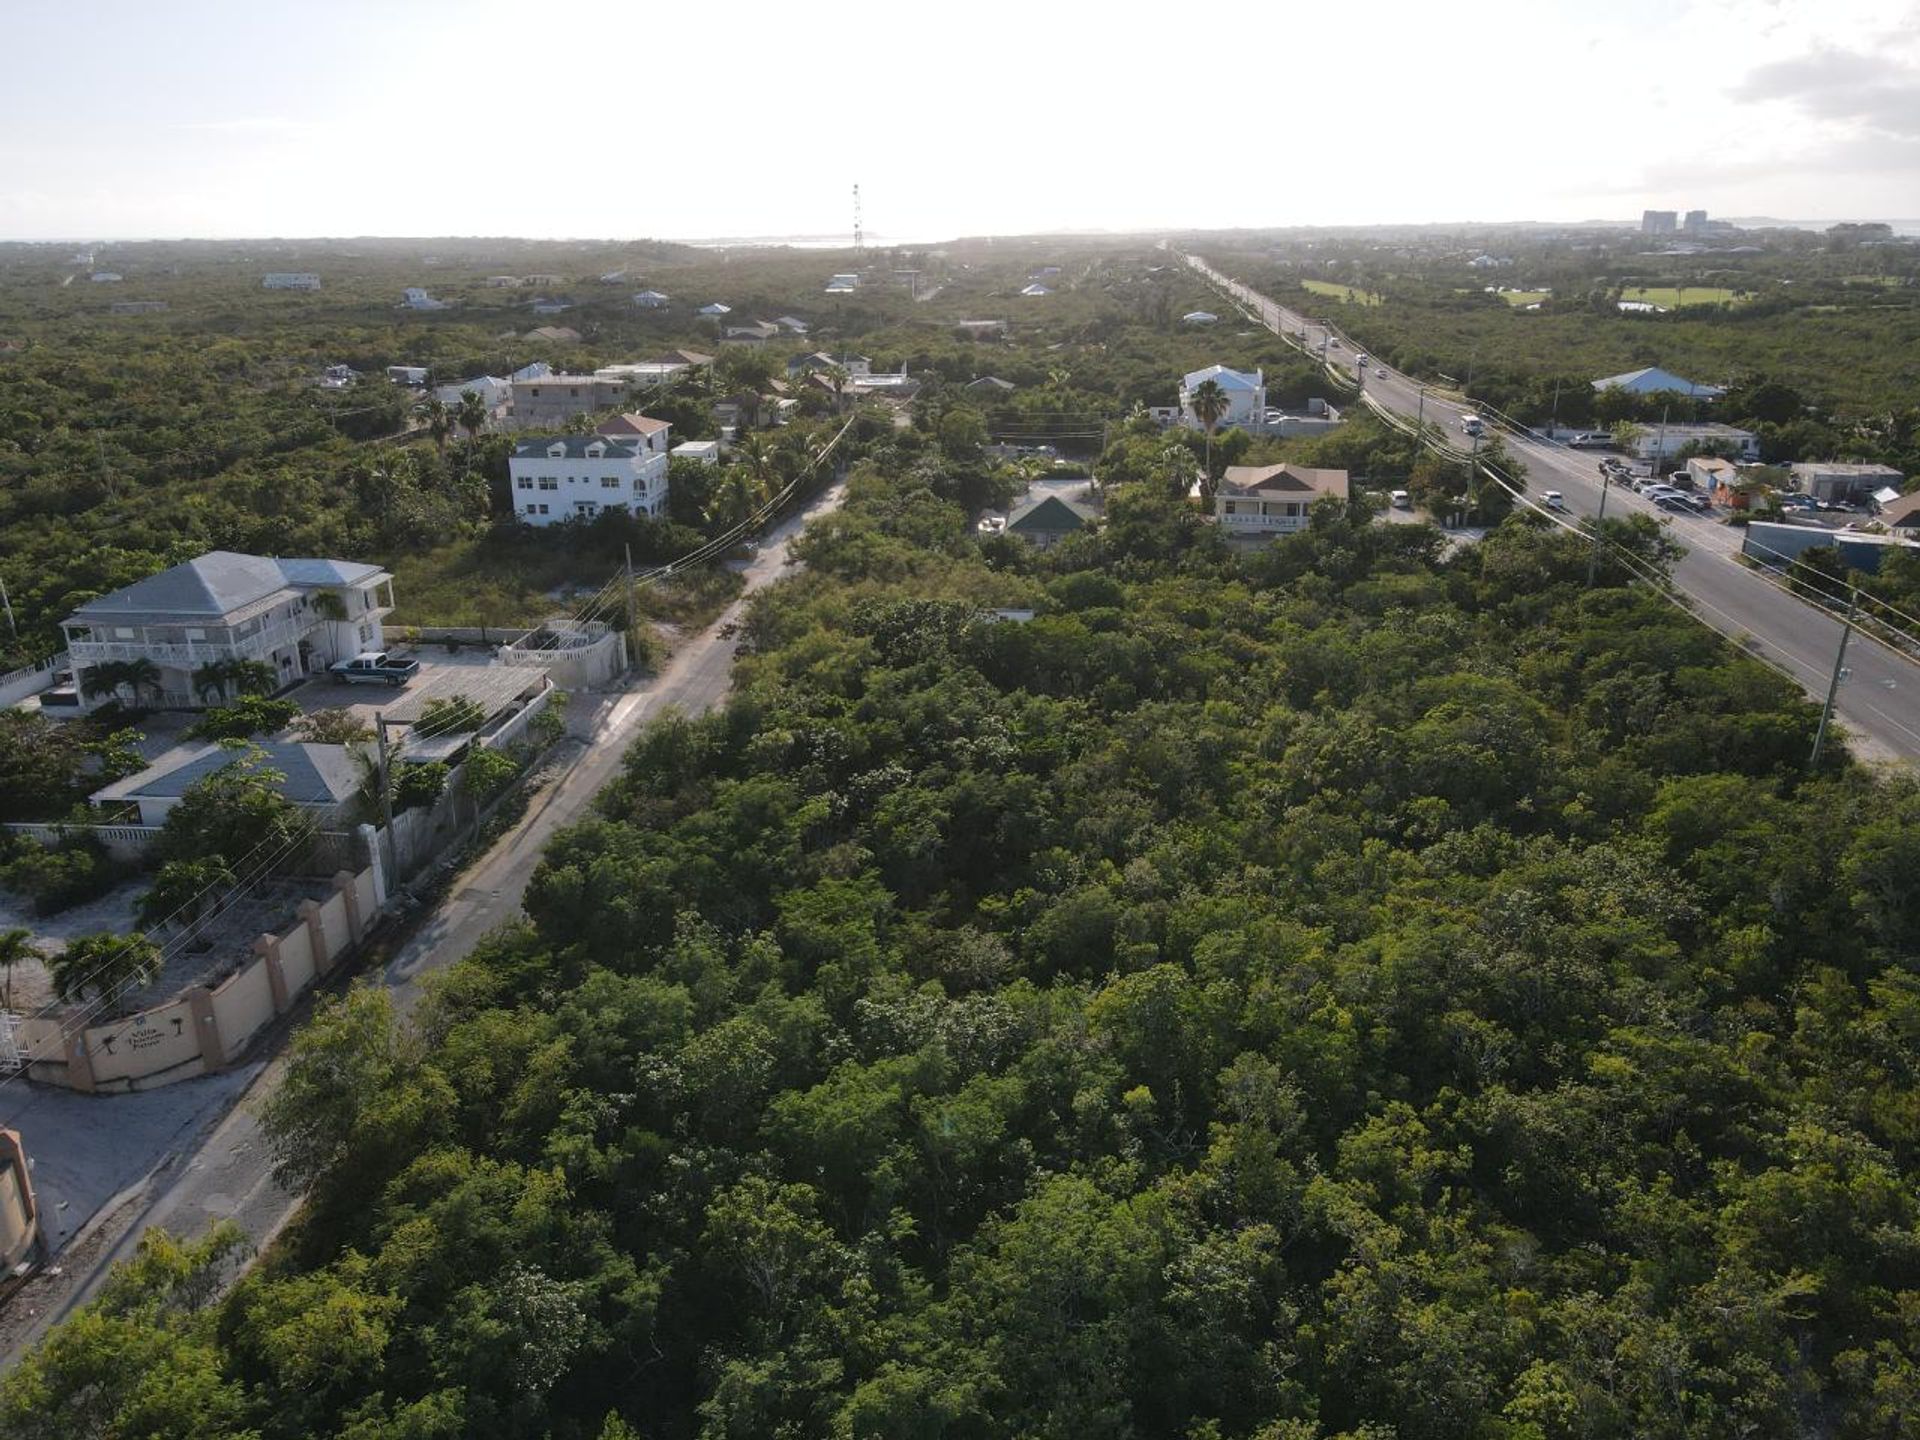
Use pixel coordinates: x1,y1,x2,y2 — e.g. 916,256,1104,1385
1642,210,1678,234
1683,209,1708,233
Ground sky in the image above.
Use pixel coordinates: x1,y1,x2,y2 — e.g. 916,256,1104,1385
4,0,1918,241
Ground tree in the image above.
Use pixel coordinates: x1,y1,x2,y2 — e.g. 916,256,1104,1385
392,761,447,812
49,931,161,1010
136,858,237,933
456,389,489,475
290,707,372,744
186,696,300,741
308,589,349,622
153,748,305,869
81,658,163,707
461,746,518,803
1188,378,1230,495
0,928,44,1011
424,395,453,452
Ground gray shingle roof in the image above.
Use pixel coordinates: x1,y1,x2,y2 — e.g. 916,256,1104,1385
276,558,385,588
68,552,387,622
1007,495,1096,532
97,742,363,806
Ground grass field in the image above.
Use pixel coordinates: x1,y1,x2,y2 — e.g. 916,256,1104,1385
1620,285,1749,308
1302,278,1384,306
1498,291,1552,306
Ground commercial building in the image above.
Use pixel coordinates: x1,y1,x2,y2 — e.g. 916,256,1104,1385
507,413,671,526
1742,520,1920,575
1790,462,1907,505
62,552,394,711
1626,423,1759,464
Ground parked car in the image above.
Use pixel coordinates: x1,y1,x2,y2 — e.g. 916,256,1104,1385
1543,490,1566,510
328,651,419,687
1390,489,1412,509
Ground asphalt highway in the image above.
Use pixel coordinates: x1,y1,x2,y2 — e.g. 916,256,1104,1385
1186,252,1920,764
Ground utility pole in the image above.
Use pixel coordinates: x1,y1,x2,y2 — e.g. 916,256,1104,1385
1416,386,1427,437
1586,472,1611,588
1810,589,1858,768
1548,379,1561,437
0,574,14,639
1655,404,1670,478
374,712,398,880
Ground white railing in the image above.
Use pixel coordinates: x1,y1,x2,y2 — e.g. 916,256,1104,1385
68,617,314,668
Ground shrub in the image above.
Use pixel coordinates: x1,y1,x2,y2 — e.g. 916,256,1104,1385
393,762,448,813
187,696,301,742
0,834,125,916
461,747,518,803
291,707,373,744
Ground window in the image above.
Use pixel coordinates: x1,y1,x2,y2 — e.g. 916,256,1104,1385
537,504,550,515
523,503,537,514
115,627,135,639
1222,501,1236,515
517,476,532,489
539,476,558,490
601,475,620,488
185,628,205,641
359,622,374,644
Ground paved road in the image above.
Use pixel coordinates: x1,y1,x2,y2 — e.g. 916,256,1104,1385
0,481,844,1368
1186,252,1920,765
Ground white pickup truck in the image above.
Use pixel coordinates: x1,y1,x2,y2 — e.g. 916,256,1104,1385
328,652,419,687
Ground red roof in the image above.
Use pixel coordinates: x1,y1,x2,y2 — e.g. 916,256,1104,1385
596,412,670,438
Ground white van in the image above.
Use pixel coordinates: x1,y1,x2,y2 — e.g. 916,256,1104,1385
1390,489,1412,509
1460,414,1485,437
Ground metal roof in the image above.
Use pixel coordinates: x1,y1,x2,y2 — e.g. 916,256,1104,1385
94,742,364,806
69,552,385,622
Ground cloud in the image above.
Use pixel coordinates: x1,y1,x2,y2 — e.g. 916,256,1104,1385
1732,45,1920,138
169,117,316,134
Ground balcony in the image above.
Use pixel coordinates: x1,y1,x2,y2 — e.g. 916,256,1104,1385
68,617,316,667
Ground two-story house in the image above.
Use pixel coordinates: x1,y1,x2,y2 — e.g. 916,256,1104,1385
1214,464,1349,536
1179,365,1266,432
507,413,672,526
511,374,632,428
62,552,395,711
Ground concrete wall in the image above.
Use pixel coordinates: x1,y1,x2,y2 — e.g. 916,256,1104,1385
504,633,624,689
483,681,554,751
25,867,381,1094
0,653,68,708
0,1130,39,1274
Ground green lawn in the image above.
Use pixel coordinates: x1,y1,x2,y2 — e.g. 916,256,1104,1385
1620,285,1750,308
1499,290,1552,307
1302,278,1384,306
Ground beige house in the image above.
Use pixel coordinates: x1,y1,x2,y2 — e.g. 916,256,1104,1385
1215,464,1350,536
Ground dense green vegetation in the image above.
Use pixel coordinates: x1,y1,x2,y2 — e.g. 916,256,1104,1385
1209,228,1920,474
14,409,1920,1437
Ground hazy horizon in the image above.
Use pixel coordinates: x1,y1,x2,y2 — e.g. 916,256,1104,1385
5,0,1918,243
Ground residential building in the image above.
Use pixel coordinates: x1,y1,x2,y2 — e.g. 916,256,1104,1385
507,414,672,526
386,365,430,386
789,351,871,378
1685,455,1746,505
1179,364,1266,431
433,375,512,415
1626,422,1759,463
1641,210,1678,234
595,361,689,390
1020,283,1053,297
523,326,581,343
317,363,358,390
827,273,860,290
1591,366,1725,399
1683,209,1709,233
955,319,1008,338
262,272,322,290
632,289,671,308
1214,464,1350,536
1005,494,1096,548
848,369,920,400
698,302,732,317
402,287,449,310
1029,266,1062,280
599,270,628,284
512,374,633,428
672,439,721,465
1878,492,1920,539
1790,461,1908,504
62,551,395,711
653,348,715,371
520,274,562,288
93,742,365,826
486,275,522,288
531,297,573,315
775,316,810,334
723,320,780,343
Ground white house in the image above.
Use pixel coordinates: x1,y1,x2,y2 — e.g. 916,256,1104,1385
262,273,322,290
1592,366,1724,399
672,440,721,465
93,742,365,827
723,320,780,343
1020,283,1053,297
1214,464,1350,536
386,365,430,386
1626,422,1759,463
632,290,671,308
698,302,732,317
1179,364,1266,431
433,375,512,414
62,552,395,711
402,287,448,310
788,351,871,379
508,414,672,526
775,316,810,334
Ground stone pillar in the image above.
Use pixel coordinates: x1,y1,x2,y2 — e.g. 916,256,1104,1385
187,986,224,1071
334,870,365,946
61,1025,97,1094
298,899,329,977
256,932,289,1014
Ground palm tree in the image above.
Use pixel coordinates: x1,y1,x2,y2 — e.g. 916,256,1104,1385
822,365,850,413
49,932,162,1013
424,396,453,452
136,859,236,934
191,662,229,705
0,929,44,1012
309,589,349,622
82,657,162,707
456,389,488,476
710,465,765,531
1188,377,1230,492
